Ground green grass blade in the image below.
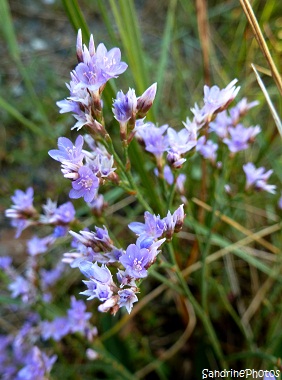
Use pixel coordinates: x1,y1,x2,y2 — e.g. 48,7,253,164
252,64,282,139
154,0,178,114
239,0,282,96
185,217,282,281
61,0,90,40
0,0,49,127
108,0,149,93
0,96,48,138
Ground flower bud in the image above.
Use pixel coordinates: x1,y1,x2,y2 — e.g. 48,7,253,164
137,83,157,118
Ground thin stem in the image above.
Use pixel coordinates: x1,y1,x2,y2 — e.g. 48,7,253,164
239,0,282,96
167,181,177,211
167,242,228,369
105,134,153,212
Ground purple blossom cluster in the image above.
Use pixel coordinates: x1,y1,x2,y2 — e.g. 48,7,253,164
209,98,260,153
49,134,117,203
0,315,57,380
243,162,276,194
5,188,76,238
41,296,97,341
0,297,97,379
133,80,243,171
64,205,185,314
189,88,276,197
135,120,197,169
112,83,157,141
57,30,127,131
5,187,37,238
4,252,66,304
191,79,240,127
57,30,157,140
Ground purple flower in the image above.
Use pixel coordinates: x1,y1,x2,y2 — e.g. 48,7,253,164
69,166,99,202
76,29,95,63
74,61,105,92
118,289,138,314
52,225,68,238
154,165,174,185
17,346,57,380
229,97,259,125
166,152,186,168
10,187,34,211
79,261,113,284
167,127,197,155
196,136,218,163
52,201,76,224
243,162,276,194
136,122,169,162
8,276,31,300
87,194,106,215
5,187,37,237
172,204,185,232
91,154,115,178
0,256,12,270
95,42,128,81
128,211,166,241
191,79,240,125
203,79,240,116
27,236,52,256
69,225,113,252
162,204,185,238
67,296,92,333
80,279,113,301
119,244,150,278
223,124,261,153
112,88,137,123
209,110,231,139
136,237,166,264
41,317,70,341
48,135,84,164
40,264,64,290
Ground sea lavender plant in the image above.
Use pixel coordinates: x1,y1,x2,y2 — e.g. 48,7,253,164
3,23,280,379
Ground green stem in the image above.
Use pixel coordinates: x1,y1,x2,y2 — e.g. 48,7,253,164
167,181,177,211
167,242,228,369
105,134,153,212
149,268,184,295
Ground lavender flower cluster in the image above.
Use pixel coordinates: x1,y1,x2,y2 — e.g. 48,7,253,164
0,296,96,380
49,134,117,203
64,205,184,314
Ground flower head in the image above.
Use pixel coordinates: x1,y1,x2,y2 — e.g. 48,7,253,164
27,236,53,256
119,244,150,278
136,83,157,118
243,162,276,194
5,187,37,237
48,135,84,164
192,79,240,126
128,211,166,241
223,124,261,153
69,166,99,202
196,136,218,163
112,88,137,123
118,289,138,314
17,346,57,380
